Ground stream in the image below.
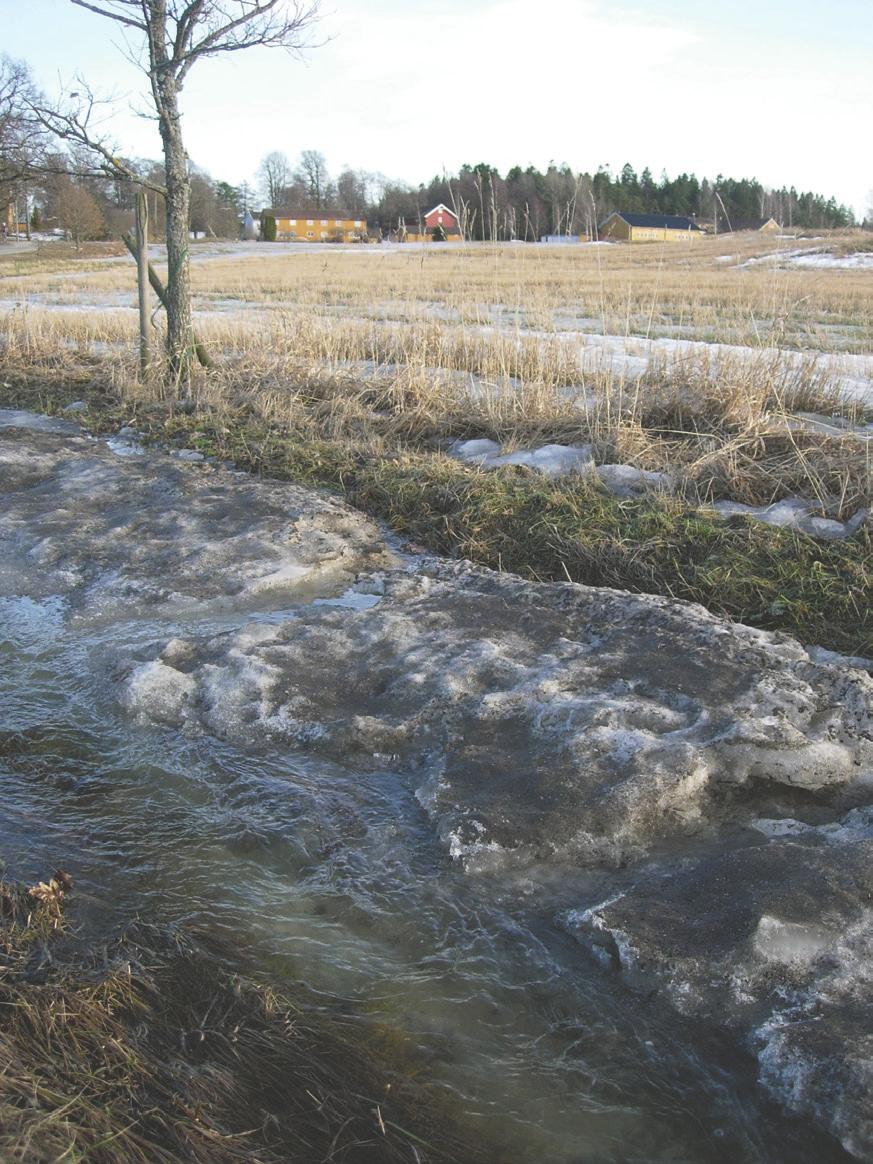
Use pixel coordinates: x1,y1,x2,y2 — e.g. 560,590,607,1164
1,410,869,1162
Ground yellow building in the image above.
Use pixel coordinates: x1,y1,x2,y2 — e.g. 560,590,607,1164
731,217,782,234
2,200,28,236
260,210,367,242
599,211,703,242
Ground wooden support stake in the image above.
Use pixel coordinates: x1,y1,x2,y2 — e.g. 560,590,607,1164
121,231,215,370
134,190,151,379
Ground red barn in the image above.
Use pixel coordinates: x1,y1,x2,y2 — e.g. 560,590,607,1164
423,203,462,239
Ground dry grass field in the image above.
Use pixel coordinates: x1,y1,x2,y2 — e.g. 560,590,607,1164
1,231,871,652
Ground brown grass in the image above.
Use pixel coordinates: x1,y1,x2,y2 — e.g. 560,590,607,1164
0,872,496,1164
3,231,872,350
2,297,868,519
1,235,870,653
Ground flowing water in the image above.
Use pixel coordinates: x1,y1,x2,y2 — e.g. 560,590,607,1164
0,600,852,1164
0,413,858,1162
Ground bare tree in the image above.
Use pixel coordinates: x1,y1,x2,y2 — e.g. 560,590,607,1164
54,176,106,249
50,1,320,386
335,167,370,215
1,56,47,236
296,148,329,209
256,149,291,208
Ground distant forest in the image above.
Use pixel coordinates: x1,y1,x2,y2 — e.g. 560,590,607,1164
0,56,860,242
255,152,856,240
372,162,856,240
8,149,858,244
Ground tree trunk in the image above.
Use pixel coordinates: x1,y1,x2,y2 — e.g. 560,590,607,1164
144,0,194,389
162,107,194,386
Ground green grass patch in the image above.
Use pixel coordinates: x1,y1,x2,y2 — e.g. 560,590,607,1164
188,416,872,658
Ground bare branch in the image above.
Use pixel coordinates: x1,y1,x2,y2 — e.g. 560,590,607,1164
25,84,166,196
176,1,320,82
173,2,209,61
57,0,323,387
1,55,50,188
69,0,146,30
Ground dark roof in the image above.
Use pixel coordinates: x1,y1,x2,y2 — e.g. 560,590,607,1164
260,209,361,220
602,212,702,231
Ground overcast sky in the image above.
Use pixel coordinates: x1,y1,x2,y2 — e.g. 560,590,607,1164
2,0,870,214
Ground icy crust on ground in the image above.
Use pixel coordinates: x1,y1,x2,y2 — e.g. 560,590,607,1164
564,839,873,1159
450,438,672,495
123,561,873,868
0,423,394,611
448,436,869,538
116,526,873,1150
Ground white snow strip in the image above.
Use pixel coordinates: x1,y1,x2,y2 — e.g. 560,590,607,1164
711,498,867,541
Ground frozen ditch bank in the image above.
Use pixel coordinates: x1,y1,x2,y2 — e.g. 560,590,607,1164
448,436,870,540
0,412,393,611
3,413,873,1159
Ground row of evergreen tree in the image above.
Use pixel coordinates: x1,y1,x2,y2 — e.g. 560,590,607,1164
255,152,856,240
375,162,855,240
4,152,856,245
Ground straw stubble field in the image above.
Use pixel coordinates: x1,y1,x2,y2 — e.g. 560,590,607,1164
1,232,871,653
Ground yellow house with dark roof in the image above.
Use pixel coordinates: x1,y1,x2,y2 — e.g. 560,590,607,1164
599,211,703,242
261,210,367,242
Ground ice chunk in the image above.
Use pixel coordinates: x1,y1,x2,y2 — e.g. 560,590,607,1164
449,439,593,477
450,438,501,463
713,498,867,541
753,915,832,965
596,463,672,496
124,660,195,726
488,443,594,476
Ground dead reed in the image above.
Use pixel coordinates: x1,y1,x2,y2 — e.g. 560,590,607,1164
0,871,492,1164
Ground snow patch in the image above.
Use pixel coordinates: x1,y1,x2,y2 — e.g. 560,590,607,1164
788,251,873,270
712,497,867,541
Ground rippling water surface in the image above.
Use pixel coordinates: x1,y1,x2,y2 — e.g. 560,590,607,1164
0,583,850,1163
